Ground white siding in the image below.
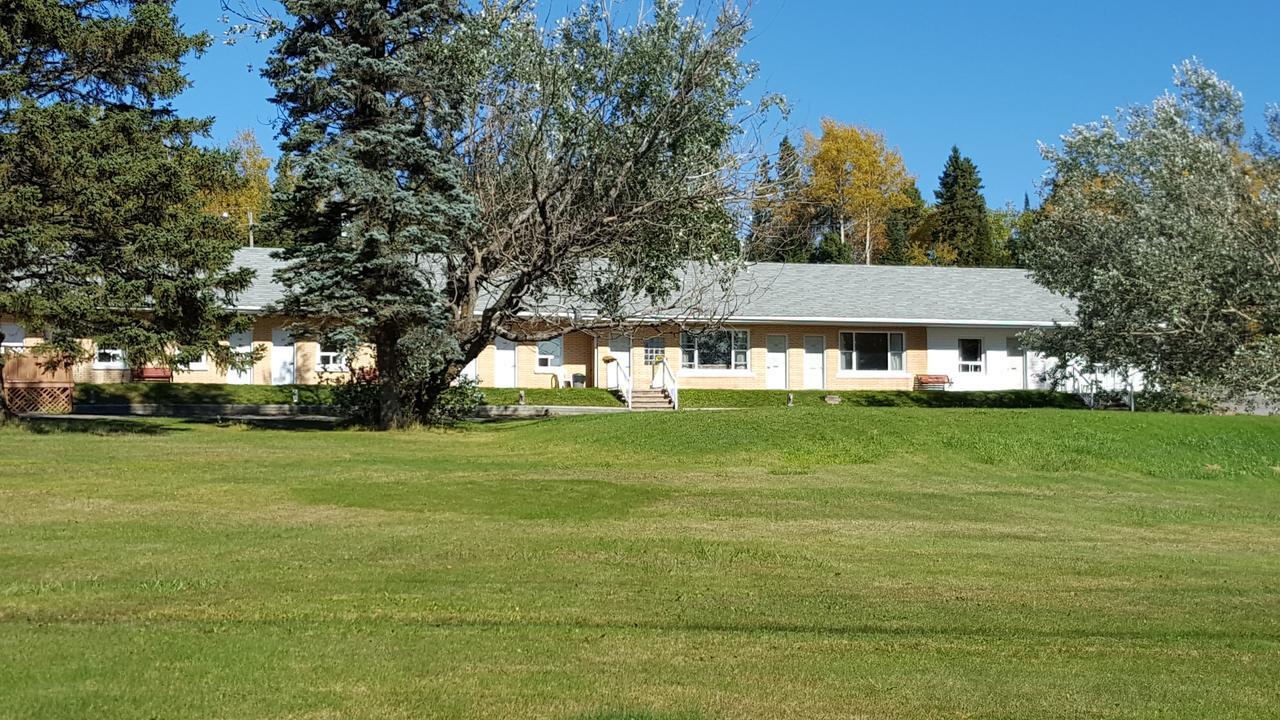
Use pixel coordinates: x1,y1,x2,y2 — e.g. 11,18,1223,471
926,326,1045,391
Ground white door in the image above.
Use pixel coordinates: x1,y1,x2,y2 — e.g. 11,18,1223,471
271,328,295,385
803,336,825,390
227,330,254,385
765,335,788,390
494,337,517,388
1006,336,1027,390
460,357,479,383
606,335,631,390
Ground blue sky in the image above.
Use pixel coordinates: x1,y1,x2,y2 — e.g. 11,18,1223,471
174,0,1280,207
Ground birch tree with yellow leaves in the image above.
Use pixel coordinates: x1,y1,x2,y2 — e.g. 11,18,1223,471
803,119,913,265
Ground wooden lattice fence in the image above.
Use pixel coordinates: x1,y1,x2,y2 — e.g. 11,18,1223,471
2,353,73,414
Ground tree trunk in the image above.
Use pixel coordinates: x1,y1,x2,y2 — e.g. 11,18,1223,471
374,324,410,430
0,330,12,423
838,216,846,248
0,355,11,424
865,215,873,266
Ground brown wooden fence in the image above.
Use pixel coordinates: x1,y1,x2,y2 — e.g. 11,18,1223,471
2,353,73,414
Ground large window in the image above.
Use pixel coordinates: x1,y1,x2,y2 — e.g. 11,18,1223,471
839,332,905,372
680,330,748,370
959,338,984,373
93,346,126,370
537,336,564,368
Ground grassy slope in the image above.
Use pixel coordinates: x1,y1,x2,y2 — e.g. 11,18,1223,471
1,409,1278,719
480,387,624,407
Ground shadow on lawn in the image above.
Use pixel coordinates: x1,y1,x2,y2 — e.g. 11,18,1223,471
176,416,353,432
568,711,704,720
19,417,186,435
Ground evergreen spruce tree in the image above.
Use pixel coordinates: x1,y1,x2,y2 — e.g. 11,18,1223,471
746,157,775,260
882,183,926,265
772,136,813,261
932,146,995,266
264,0,478,429
0,0,254,417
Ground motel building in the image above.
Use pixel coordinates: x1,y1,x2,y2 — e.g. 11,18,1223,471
1,248,1082,405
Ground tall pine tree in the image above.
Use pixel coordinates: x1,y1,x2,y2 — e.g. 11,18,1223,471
0,0,254,417
747,137,813,262
932,146,995,266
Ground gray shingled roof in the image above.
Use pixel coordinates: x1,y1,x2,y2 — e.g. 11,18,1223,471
231,247,1073,326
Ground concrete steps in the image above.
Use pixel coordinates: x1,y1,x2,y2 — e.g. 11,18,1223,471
629,389,675,411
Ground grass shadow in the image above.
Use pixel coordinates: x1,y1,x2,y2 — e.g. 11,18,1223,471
568,711,704,720
18,416,185,435
176,416,352,432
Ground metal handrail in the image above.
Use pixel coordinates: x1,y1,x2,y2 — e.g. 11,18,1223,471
605,356,633,409
660,358,679,410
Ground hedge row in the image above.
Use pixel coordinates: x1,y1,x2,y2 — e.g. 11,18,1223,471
75,383,1085,411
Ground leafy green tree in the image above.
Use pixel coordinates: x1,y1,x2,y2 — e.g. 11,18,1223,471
932,146,995,266
881,183,926,265
260,0,757,427
0,0,254,417
1024,59,1280,406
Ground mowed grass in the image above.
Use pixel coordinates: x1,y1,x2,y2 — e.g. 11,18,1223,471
1,408,1279,719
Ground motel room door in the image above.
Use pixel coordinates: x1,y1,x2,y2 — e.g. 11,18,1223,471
803,336,825,390
1006,336,1028,390
494,337,517,388
606,334,631,390
270,328,295,385
227,330,254,384
765,335,789,389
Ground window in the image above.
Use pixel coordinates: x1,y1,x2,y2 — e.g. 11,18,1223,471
93,347,126,370
839,332,905,372
317,346,347,372
959,338,984,373
643,337,665,366
536,336,564,368
1,323,25,352
184,353,209,372
680,330,748,370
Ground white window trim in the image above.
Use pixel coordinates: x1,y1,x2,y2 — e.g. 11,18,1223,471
184,353,210,372
838,331,907,375
316,348,348,373
680,329,750,372
92,347,127,370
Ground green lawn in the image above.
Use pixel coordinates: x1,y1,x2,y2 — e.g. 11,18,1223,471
1,409,1278,719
